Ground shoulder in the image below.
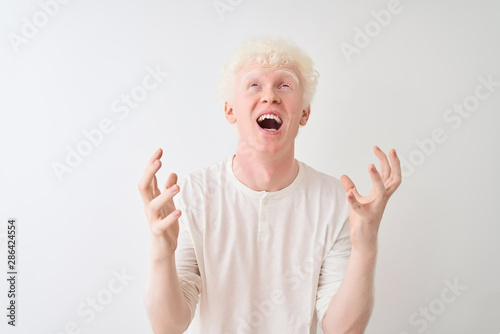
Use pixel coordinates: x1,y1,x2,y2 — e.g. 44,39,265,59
298,160,345,194
178,157,229,186
297,161,350,242
175,157,231,204
174,157,233,227
297,160,349,216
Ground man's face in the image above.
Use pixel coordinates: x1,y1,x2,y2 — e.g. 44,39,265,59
224,62,311,155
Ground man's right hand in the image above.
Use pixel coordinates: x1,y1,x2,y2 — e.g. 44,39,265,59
138,148,182,260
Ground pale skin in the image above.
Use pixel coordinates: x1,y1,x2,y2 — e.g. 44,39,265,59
140,62,401,333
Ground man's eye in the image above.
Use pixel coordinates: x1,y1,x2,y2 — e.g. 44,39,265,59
250,83,260,87
280,83,291,89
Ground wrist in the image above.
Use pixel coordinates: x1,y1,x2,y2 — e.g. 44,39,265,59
150,251,175,266
350,244,378,262
150,235,176,262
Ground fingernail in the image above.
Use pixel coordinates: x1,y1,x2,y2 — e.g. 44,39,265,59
173,210,181,217
170,185,179,193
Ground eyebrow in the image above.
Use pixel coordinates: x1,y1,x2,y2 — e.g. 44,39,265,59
240,69,300,86
275,69,300,85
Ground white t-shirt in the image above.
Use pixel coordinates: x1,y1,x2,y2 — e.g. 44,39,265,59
173,155,351,334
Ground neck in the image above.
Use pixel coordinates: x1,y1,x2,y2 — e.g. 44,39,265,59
232,142,298,192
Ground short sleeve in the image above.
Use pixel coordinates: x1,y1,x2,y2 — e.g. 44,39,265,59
315,215,351,326
174,202,202,327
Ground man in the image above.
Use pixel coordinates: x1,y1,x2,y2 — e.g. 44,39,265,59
139,37,401,333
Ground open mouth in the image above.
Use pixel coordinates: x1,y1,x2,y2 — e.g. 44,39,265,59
256,114,283,131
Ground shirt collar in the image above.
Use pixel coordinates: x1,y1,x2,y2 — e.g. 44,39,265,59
226,154,305,200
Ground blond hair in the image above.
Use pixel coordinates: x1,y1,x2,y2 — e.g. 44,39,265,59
217,37,319,107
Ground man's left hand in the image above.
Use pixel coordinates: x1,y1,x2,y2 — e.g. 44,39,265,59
340,146,402,254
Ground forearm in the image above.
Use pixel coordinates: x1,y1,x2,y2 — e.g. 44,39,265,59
322,248,377,334
145,245,191,334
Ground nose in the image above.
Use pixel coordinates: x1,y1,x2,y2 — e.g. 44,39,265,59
260,87,281,104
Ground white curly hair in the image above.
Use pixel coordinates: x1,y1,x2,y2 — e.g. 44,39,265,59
217,36,319,108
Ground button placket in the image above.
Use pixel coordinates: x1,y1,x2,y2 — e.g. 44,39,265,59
258,194,270,238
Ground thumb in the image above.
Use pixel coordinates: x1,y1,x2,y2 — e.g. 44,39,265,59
340,174,354,192
341,174,361,199
346,189,363,211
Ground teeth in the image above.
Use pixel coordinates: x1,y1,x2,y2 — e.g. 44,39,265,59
257,114,283,124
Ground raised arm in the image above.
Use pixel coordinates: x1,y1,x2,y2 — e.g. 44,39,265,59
138,148,191,334
322,146,401,334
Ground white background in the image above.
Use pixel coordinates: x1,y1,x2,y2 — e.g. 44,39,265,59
1,0,499,333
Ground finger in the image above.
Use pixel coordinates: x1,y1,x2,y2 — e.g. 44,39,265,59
148,183,180,218
146,148,163,167
368,164,386,197
340,174,362,199
164,173,178,190
138,159,161,203
155,210,181,235
142,148,163,181
373,146,391,181
386,149,402,194
346,189,364,212
138,149,163,205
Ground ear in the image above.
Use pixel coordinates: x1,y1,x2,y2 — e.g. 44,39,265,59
224,102,237,124
299,105,311,126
